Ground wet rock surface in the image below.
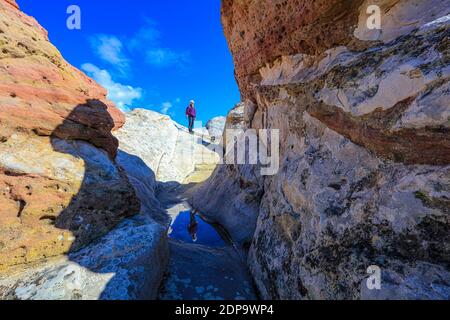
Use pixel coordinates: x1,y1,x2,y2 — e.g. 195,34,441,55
157,183,257,300
159,240,256,300
169,211,227,247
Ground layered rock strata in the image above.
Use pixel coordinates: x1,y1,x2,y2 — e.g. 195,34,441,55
199,0,450,299
0,1,169,300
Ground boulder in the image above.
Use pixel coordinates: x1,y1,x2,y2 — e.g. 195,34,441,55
0,213,168,300
0,136,140,270
0,141,170,300
114,109,220,183
206,116,226,140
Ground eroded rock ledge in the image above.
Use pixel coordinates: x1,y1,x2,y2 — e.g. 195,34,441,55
197,0,450,299
0,0,169,300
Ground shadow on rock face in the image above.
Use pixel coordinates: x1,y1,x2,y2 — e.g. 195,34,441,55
5,100,170,300
0,100,219,300
50,100,140,254
0,100,171,300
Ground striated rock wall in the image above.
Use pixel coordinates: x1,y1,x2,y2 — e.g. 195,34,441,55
0,1,171,300
211,0,450,299
0,1,124,157
0,0,139,272
222,0,449,100
3,0,18,10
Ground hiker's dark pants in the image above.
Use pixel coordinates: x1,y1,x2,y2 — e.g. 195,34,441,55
188,116,195,132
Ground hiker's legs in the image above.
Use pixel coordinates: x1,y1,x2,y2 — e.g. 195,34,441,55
188,116,195,132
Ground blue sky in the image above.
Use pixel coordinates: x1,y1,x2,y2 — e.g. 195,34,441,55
18,0,240,124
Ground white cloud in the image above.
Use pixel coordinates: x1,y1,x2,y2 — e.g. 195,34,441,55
81,63,142,112
128,19,190,69
145,49,190,68
90,21,190,72
160,102,173,115
90,35,130,73
128,18,160,50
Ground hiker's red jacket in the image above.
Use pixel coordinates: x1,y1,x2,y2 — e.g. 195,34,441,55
186,106,196,117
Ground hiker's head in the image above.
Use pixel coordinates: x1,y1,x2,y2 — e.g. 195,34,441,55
190,100,195,107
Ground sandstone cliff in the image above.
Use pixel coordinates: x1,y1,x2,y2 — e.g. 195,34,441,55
0,0,140,271
197,0,450,299
0,0,170,299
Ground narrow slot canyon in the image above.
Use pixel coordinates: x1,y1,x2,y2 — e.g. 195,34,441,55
0,0,449,302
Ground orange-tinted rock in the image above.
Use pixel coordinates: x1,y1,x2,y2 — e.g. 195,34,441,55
221,0,365,99
4,0,17,9
0,0,139,271
0,0,124,158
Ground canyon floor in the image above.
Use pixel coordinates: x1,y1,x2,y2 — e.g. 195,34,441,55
117,113,257,300
0,108,257,300
156,179,257,300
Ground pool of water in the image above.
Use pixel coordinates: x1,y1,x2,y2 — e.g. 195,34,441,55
168,211,228,247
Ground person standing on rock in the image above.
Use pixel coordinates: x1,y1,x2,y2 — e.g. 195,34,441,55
186,100,196,134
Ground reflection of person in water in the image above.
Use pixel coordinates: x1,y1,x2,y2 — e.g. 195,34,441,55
188,210,198,242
